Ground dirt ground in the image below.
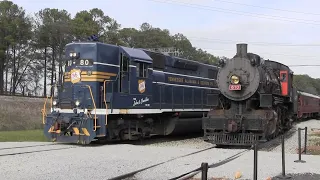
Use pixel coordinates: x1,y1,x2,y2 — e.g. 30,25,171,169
306,128,320,155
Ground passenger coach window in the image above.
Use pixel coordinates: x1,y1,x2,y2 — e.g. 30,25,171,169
136,62,148,78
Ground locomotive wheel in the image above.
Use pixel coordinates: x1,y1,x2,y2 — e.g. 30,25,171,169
266,109,281,140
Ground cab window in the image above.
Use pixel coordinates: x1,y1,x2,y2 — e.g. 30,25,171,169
280,73,287,82
136,62,148,78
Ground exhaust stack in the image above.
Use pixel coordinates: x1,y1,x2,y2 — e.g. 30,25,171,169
236,43,248,57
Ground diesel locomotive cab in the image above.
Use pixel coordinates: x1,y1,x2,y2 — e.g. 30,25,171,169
43,42,107,144
43,41,155,144
59,43,97,110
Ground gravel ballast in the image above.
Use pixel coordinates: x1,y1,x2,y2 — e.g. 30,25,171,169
271,119,320,154
0,143,213,180
1,119,319,180
1,142,319,180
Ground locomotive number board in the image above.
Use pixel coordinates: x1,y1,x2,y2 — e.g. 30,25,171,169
229,84,241,90
66,59,94,67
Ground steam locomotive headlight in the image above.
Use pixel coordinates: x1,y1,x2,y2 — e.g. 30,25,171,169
230,75,240,84
75,100,80,107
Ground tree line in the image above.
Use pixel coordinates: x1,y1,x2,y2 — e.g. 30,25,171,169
0,0,220,96
0,0,319,97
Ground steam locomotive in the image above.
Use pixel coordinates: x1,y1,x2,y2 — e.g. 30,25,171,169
42,41,219,144
202,43,320,146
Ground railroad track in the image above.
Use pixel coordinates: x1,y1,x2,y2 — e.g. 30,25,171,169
108,145,252,180
0,143,77,157
107,122,302,180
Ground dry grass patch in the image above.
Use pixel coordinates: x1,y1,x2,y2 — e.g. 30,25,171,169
0,95,50,131
307,129,320,155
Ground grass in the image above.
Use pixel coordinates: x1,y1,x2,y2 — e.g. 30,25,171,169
0,129,48,142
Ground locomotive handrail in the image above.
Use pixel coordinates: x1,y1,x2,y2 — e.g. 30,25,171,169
103,74,119,124
41,84,59,124
84,85,97,131
41,83,98,131
103,80,113,126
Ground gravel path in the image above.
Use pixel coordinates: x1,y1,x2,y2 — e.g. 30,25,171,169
0,143,218,180
190,150,320,180
0,120,319,180
1,141,319,180
143,136,214,149
270,119,320,154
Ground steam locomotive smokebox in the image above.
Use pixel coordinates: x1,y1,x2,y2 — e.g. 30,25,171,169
236,43,248,57
217,43,260,101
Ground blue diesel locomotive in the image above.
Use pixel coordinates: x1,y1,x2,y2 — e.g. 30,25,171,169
42,41,219,144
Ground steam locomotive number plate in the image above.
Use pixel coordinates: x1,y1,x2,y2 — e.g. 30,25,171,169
229,84,241,90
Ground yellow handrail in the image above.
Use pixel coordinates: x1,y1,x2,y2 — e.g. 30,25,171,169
41,84,97,132
41,84,57,124
103,80,109,126
85,85,97,131
41,96,49,124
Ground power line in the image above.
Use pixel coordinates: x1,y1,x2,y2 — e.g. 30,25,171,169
287,65,320,67
30,11,320,47
211,0,320,16
146,0,320,26
188,37,320,47
201,48,320,59
29,19,320,59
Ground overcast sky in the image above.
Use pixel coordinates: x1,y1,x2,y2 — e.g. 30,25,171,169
12,0,320,78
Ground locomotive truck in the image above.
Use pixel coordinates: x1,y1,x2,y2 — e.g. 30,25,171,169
42,40,220,144
202,43,320,146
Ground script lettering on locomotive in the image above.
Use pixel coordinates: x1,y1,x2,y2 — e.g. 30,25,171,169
132,97,150,107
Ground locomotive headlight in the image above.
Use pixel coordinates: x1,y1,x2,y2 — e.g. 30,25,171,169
52,100,58,106
230,75,240,84
75,100,80,106
69,52,79,58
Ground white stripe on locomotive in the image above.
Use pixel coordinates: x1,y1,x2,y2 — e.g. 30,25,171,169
52,108,212,114
93,62,216,81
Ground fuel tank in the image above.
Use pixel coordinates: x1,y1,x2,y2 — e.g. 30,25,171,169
152,112,205,135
